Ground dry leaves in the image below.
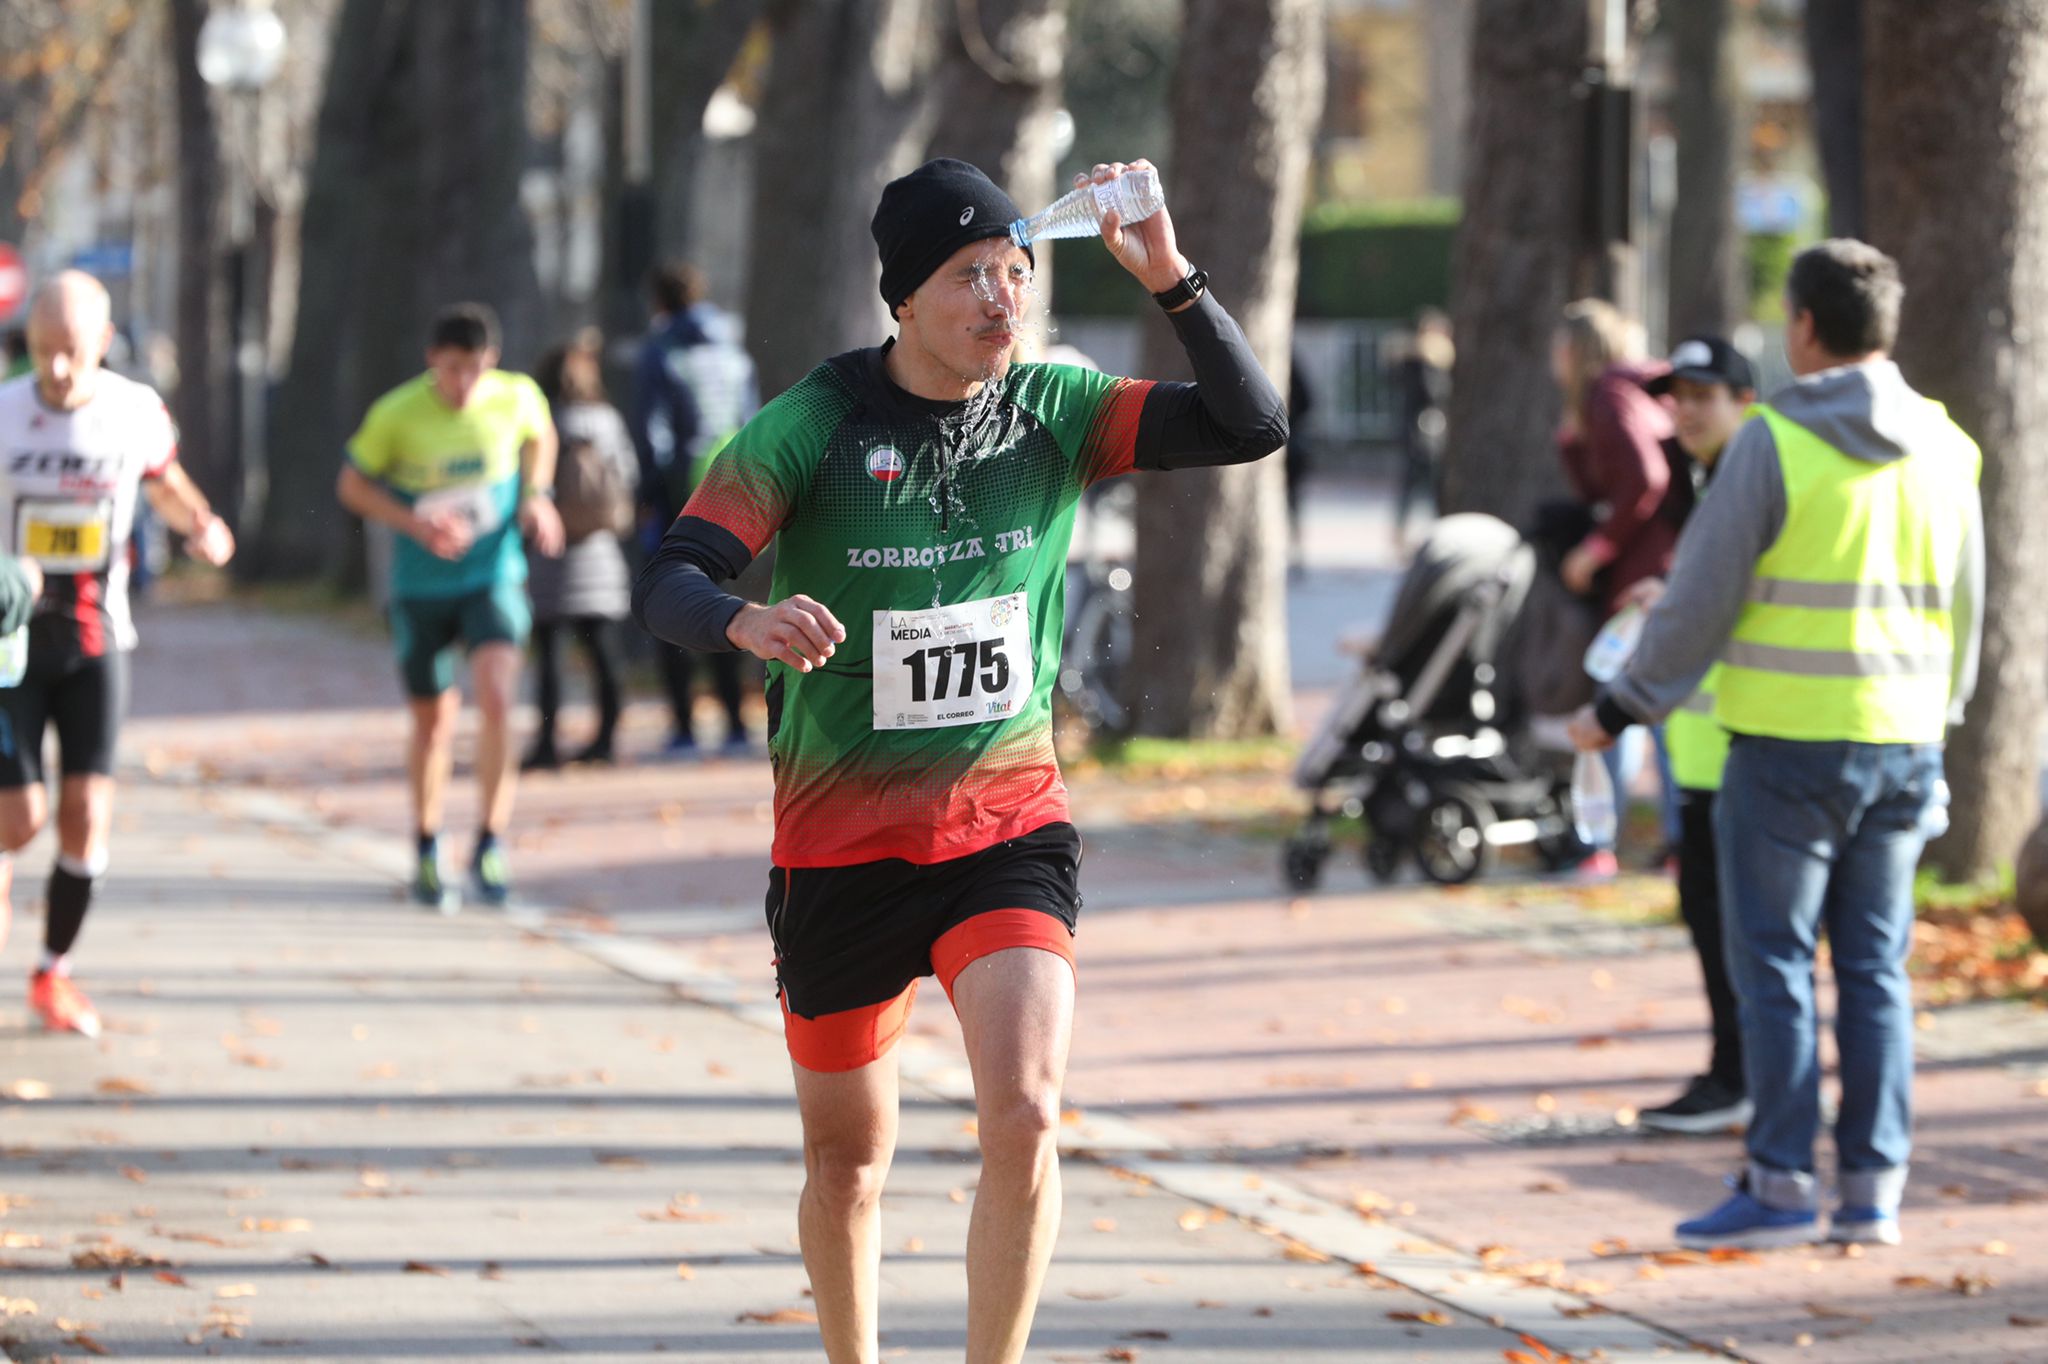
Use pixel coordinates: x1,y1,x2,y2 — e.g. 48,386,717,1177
1387,1309,1453,1326
736,1307,817,1325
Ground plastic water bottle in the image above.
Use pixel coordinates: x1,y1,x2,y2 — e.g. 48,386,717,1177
1571,750,1617,848
1583,603,1646,683
0,624,25,689
1009,167,1166,248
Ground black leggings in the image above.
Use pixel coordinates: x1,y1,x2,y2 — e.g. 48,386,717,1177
1678,788,1743,1089
660,644,744,740
531,618,622,747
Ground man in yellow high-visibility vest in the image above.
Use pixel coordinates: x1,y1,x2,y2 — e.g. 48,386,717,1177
1569,240,1983,1252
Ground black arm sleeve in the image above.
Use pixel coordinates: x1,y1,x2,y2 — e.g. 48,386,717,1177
631,515,755,653
1132,290,1291,472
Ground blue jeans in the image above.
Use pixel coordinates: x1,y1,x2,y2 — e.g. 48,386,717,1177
1715,736,1941,1209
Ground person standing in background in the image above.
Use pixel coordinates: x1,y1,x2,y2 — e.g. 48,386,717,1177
630,264,760,757
1631,336,1757,1135
523,333,637,770
1571,241,1982,1250
1551,298,1676,878
1390,308,1452,549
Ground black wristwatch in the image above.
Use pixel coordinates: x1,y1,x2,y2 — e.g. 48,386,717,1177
1151,267,1208,311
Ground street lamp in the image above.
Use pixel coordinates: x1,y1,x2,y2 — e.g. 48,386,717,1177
196,0,286,541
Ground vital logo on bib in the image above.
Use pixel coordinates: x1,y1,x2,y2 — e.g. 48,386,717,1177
866,446,906,483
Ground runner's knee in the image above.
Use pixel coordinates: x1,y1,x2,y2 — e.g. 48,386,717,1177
0,804,41,852
802,1133,891,1211
974,1086,1062,1166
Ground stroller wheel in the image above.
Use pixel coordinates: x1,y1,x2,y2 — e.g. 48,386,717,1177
1415,786,1498,886
1364,836,1402,884
1282,835,1328,891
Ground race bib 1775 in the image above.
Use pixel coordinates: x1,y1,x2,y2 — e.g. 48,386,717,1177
872,591,1033,731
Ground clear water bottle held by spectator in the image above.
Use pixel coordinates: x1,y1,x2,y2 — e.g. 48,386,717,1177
1571,749,1618,848
1009,166,1166,247
1583,602,1647,683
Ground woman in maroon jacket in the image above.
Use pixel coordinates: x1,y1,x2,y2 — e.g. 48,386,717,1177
1550,299,1677,614
1549,299,1676,876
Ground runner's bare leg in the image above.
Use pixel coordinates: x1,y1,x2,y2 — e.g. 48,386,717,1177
0,786,46,952
952,946,1076,1364
470,643,521,834
407,689,460,835
792,1050,902,1364
54,774,113,866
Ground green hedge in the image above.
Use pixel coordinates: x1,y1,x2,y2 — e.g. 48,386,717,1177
1049,199,1459,320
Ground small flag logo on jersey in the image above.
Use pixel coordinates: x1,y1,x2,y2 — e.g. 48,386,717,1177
866,446,906,483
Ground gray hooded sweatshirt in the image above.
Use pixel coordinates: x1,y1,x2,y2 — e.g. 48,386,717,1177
1600,358,1984,735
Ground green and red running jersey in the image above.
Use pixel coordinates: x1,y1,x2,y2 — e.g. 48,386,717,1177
682,347,1150,868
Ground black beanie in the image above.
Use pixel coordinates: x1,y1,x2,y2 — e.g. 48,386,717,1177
873,158,1034,314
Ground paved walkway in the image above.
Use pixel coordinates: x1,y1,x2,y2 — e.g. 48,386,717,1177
2,534,2045,1360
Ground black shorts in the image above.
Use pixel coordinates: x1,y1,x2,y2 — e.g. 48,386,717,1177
0,631,130,787
766,822,1083,1071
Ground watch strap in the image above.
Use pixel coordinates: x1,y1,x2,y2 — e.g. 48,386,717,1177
1151,267,1208,311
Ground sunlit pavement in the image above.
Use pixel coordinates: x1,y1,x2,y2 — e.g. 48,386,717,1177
2,476,2044,1361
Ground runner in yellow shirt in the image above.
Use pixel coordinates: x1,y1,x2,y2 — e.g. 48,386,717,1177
336,304,563,911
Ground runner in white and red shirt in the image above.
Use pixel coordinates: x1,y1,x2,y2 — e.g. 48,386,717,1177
0,271,234,1037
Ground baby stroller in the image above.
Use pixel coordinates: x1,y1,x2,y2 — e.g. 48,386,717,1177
1282,514,1585,889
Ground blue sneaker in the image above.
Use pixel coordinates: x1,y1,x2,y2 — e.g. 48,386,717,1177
1828,1206,1901,1246
661,733,700,761
1676,1175,1819,1251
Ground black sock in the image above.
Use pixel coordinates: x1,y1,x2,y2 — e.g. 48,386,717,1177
44,864,96,958
417,832,439,859
474,830,499,864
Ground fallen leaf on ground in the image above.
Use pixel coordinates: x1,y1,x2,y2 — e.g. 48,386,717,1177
402,1261,449,1276
1104,1350,1140,1363
675,1263,695,1280
1387,1310,1452,1326
1091,1218,1117,1233
215,1284,258,1299
1175,1210,1207,1232
70,1245,165,1270
1120,1329,1170,1341
1894,1275,1941,1290
1953,1270,1996,1296
118,1166,148,1184
736,1307,817,1325
1067,1289,1123,1301
154,1271,190,1288
69,1332,112,1356
1981,1239,2011,1256
2011,1314,2047,1328
5,1079,51,1101
1589,1237,1631,1257
1517,1335,1559,1361
1804,1301,1873,1323
94,1077,153,1096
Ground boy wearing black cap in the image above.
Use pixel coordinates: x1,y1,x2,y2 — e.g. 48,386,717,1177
635,157,1287,1362
1621,336,1758,1133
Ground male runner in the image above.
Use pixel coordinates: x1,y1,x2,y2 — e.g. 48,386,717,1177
635,158,1287,1364
336,304,563,912
0,271,236,1036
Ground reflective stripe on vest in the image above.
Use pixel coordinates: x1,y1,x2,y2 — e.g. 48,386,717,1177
1666,661,1729,791
1713,402,1979,745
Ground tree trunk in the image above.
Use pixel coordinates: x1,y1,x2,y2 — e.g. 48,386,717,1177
1805,0,1864,239
744,0,935,402
168,0,235,519
651,0,762,257
1665,0,1746,339
1865,1,2048,882
1126,0,1321,740
1438,0,1587,524
257,0,543,581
